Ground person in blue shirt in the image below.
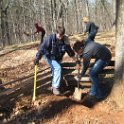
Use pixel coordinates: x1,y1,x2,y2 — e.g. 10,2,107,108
82,17,99,41
73,40,111,107
34,26,75,95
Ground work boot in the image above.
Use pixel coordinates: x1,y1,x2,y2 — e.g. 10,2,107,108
52,88,61,95
96,83,111,102
81,94,97,108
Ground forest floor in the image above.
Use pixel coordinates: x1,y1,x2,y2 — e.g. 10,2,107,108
0,31,124,124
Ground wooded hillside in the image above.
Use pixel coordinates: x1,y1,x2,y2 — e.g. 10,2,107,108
0,0,115,47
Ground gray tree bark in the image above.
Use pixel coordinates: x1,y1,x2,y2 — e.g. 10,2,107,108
110,0,124,107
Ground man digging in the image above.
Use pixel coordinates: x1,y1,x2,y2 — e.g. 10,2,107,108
73,39,112,107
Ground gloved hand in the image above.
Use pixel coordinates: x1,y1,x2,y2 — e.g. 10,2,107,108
34,59,39,65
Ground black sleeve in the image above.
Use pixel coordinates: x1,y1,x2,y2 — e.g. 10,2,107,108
65,45,75,57
81,54,91,76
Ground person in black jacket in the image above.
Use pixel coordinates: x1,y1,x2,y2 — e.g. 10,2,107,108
34,26,75,95
73,40,111,106
82,17,99,41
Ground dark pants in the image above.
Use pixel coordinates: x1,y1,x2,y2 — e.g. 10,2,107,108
87,30,97,41
40,31,45,44
89,59,110,99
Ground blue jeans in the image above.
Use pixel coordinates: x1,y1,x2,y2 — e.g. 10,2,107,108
87,30,97,41
89,59,110,99
44,56,61,88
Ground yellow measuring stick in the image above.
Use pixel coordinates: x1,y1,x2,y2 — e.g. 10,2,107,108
32,64,38,102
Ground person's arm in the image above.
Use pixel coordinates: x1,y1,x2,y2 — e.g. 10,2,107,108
35,35,51,63
33,27,39,35
34,31,38,35
66,45,75,57
64,35,75,57
34,26,45,35
81,54,91,76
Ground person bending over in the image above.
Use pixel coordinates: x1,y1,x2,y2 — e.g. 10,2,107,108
73,40,111,106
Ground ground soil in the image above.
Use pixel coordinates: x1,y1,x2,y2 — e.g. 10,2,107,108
0,32,124,124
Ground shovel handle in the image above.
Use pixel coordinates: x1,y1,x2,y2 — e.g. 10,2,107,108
77,69,80,89
32,65,38,102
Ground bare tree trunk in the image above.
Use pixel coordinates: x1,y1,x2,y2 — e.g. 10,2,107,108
51,0,57,32
5,11,11,45
1,0,11,45
64,1,70,34
0,0,115,47
112,0,116,29
85,0,90,18
0,0,6,47
110,0,124,108
74,0,80,32
101,0,113,29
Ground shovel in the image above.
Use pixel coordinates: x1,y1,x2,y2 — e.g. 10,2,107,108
73,69,82,100
32,64,38,102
